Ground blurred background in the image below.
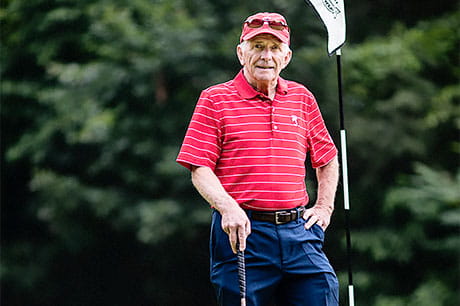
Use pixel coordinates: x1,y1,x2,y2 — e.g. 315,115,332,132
1,0,459,305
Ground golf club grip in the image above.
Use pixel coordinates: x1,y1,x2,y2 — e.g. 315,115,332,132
237,249,246,302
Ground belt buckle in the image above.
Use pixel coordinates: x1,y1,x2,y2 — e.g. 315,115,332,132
275,211,291,225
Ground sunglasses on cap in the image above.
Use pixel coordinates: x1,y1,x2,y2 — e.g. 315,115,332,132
244,18,289,32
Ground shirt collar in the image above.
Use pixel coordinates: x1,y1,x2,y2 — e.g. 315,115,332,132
234,69,288,100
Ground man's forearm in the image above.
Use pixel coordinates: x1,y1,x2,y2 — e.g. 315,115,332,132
191,165,240,214
303,156,339,230
315,156,340,214
191,165,251,253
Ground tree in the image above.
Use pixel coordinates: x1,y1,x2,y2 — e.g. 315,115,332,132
341,11,460,306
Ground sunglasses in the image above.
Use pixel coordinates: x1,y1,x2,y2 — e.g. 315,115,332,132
244,18,289,31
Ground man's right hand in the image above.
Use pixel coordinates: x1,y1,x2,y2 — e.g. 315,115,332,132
220,205,251,254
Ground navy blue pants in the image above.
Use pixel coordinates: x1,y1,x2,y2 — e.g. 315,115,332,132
210,210,339,306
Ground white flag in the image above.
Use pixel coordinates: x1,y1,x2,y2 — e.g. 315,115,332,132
305,0,346,55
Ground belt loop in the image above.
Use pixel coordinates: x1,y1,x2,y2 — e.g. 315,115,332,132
297,206,304,221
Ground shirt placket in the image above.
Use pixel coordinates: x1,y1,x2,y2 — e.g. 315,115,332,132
270,100,279,136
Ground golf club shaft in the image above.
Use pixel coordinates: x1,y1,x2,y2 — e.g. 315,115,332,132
237,242,246,306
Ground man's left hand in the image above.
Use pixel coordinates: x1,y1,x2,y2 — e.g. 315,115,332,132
303,206,331,231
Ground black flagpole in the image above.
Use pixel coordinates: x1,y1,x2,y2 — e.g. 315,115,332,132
336,48,355,306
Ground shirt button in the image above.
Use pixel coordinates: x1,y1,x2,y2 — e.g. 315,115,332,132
274,125,278,130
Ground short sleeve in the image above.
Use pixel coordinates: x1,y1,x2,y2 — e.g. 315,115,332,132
306,96,337,168
176,90,222,171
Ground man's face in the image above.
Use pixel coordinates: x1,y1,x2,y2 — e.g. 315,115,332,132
237,34,292,86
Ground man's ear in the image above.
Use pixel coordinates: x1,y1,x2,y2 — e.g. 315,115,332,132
236,44,245,66
282,50,292,69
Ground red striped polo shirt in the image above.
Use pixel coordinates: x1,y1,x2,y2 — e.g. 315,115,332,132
177,69,337,211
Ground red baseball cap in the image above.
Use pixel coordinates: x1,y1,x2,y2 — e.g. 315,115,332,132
240,12,290,45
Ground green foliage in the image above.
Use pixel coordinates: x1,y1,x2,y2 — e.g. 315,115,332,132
353,164,459,304
342,11,459,202
341,11,460,305
1,0,459,305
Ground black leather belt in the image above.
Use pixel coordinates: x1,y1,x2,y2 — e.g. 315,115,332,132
250,207,305,225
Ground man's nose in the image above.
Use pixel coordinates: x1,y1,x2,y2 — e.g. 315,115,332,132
260,48,272,60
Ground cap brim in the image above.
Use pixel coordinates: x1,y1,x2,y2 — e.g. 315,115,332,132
241,28,289,45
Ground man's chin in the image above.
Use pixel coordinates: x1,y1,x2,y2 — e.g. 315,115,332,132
254,71,277,81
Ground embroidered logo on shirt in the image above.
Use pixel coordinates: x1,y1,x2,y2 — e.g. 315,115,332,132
291,115,299,126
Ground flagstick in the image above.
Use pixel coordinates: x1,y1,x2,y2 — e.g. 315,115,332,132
336,48,355,306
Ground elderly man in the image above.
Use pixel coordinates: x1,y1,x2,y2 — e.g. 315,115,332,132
177,12,339,306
